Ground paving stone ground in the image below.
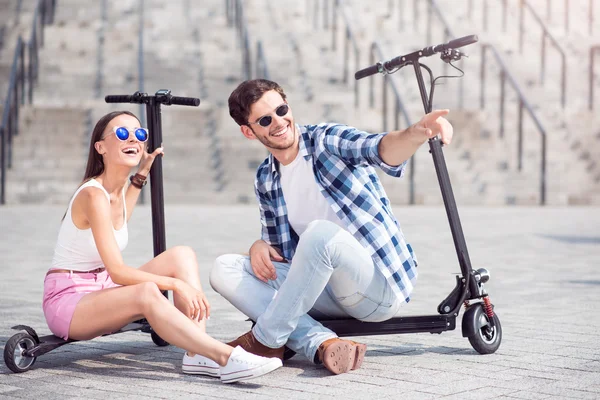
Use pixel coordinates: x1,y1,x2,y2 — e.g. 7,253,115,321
1,204,599,399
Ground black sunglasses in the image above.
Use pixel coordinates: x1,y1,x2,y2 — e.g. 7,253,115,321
249,104,289,127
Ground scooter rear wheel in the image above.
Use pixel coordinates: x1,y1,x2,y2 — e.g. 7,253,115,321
4,332,37,373
151,331,169,347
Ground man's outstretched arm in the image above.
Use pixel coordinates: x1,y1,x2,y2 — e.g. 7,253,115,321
378,109,453,167
322,109,453,171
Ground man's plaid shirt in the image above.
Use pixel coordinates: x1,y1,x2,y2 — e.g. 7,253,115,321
254,123,418,303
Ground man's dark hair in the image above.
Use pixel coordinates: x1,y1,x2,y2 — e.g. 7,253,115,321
228,79,287,126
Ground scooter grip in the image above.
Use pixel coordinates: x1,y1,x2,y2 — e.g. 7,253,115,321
170,96,200,107
105,95,133,103
355,64,380,80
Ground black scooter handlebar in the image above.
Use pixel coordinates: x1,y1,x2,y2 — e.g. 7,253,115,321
355,34,479,80
422,34,478,57
104,94,200,107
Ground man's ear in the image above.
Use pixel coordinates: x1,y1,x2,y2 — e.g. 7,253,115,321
240,125,256,140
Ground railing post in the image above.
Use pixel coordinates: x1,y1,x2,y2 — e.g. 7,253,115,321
590,46,598,111
398,0,405,30
468,0,473,19
369,46,375,108
540,32,546,84
519,0,524,54
502,0,507,32
458,64,464,109
28,41,33,103
413,0,419,30
7,108,13,168
332,0,338,50
40,1,45,47
541,133,546,205
546,0,551,21
343,28,349,84
426,0,432,45
382,76,388,131
590,0,594,35
564,0,569,33
354,49,359,108
0,126,4,204
499,70,505,138
480,45,486,109
483,0,488,32
19,42,25,105
518,100,523,171
561,54,566,109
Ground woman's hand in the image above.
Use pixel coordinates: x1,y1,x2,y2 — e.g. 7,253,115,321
137,145,164,176
173,280,211,321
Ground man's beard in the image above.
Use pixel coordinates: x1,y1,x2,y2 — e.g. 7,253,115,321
251,124,296,150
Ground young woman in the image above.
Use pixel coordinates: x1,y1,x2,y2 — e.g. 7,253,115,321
43,111,281,383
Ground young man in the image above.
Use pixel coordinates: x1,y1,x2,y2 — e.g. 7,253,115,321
210,79,453,375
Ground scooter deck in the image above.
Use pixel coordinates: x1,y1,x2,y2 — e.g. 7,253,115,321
319,314,456,336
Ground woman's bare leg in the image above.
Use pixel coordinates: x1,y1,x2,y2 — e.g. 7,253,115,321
138,246,207,328
68,282,232,365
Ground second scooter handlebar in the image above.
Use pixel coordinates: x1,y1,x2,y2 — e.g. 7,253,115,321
355,34,478,80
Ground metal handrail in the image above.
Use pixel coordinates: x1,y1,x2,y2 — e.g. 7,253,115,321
519,0,567,108
590,45,600,111
255,40,270,79
544,0,595,34
1,0,56,204
467,0,509,32
1,38,26,204
480,43,547,205
368,42,416,205
137,0,146,204
331,2,360,108
95,0,107,98
427,0,465,109
228,0,251,80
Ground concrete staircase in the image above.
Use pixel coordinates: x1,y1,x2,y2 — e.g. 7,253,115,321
2,0,598,205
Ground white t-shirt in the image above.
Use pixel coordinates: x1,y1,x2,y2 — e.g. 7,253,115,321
279,151,345,236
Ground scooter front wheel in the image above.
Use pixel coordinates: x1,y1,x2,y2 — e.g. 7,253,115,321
463,305,502,354
4,332,38,373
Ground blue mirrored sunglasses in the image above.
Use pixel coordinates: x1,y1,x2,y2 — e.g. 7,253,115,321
112,126,149,142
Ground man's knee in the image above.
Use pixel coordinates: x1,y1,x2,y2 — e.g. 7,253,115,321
210,254,245,295
300,220,346,250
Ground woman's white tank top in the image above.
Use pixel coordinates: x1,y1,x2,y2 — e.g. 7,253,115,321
49,179,128,272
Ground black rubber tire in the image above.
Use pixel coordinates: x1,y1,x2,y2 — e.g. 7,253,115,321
151,331,169,347
283,346,296,360
3,332,37,373
467,311,502,354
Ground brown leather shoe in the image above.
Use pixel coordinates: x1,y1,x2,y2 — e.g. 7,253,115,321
226,330,284,360
317,338,367,374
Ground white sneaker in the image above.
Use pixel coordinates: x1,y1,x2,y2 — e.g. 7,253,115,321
182,352,220,377
220,346,283,384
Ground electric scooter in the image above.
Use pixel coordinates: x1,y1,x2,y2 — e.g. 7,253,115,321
267,34,501,360
3,90,200,373
306,34,502,355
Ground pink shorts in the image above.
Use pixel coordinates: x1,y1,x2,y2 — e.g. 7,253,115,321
43,270,119,340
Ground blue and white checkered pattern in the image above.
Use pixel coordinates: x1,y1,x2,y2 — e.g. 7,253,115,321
255,123,418,303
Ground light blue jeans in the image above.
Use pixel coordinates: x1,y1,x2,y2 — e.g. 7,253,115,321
210,220,404,363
